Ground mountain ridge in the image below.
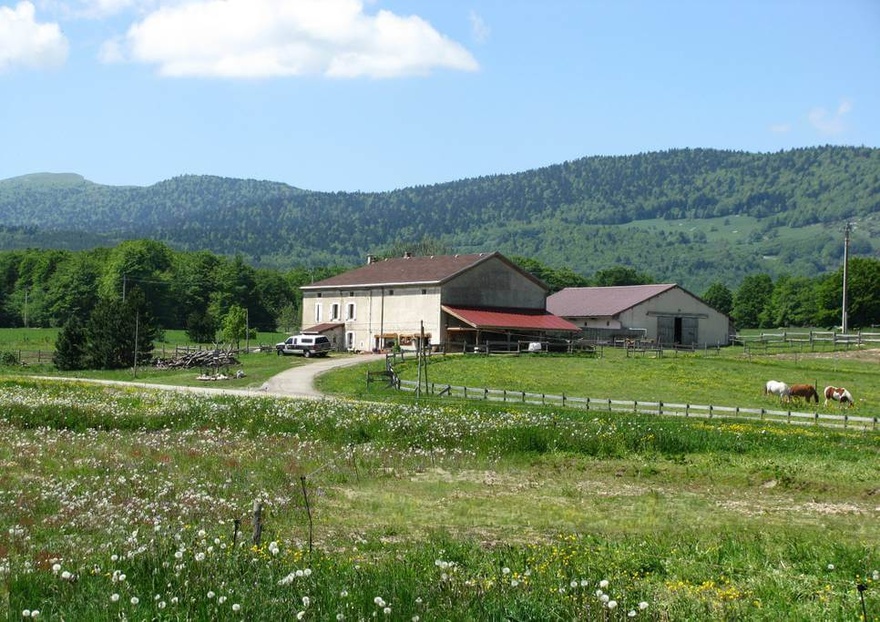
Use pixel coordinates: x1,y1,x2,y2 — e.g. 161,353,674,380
1,146,877,293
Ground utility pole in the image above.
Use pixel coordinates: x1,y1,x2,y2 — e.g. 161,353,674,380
841,222,851,333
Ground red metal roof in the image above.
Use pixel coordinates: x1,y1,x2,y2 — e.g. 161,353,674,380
546,284,678,317
442,305,580,332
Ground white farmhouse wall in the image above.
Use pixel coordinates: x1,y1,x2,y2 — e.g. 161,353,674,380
303,286,443,351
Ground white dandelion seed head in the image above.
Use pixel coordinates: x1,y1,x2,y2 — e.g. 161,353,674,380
639,601,649,610
599,579,609,588
607,600,617,609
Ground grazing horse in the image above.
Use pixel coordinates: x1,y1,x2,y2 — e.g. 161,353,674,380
789,384,819,404
764,380,790,402
823,386,853,408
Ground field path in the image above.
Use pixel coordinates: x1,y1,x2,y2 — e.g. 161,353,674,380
262,353,385,397
32,353,386,399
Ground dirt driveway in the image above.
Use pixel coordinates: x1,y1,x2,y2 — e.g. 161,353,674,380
263,353,385,397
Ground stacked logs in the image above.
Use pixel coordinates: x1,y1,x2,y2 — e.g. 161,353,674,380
154,349,240,369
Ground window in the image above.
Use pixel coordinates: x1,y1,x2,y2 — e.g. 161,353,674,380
388,289,394,296
346,332,354,350
315,303,322,323
421,289,427,295
346,303,356,320
331,303,340,320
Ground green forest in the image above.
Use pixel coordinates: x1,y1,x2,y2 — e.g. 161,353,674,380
1,146,878,294
1,241,878,339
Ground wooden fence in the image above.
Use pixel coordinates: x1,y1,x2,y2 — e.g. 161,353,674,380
396,379,878,432
734,330,880,355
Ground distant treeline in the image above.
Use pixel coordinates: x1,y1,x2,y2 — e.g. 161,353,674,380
0,242,878,335
0,146,878,293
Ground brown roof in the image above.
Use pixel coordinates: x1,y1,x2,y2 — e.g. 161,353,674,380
443,305,580,332
546,284,678,317
302,252,547,290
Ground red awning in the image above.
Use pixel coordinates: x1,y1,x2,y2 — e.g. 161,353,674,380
442,305,580,332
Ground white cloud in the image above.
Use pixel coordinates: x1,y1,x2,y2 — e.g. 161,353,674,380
0,1,69,72
769,123,790,134
807,98,852,135
104,0,479,78
469,10,490,44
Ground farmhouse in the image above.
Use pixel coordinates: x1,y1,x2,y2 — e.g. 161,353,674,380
546,284,733,347
300,252,579,352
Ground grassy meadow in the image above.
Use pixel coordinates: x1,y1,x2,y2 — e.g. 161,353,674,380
1,332,879,620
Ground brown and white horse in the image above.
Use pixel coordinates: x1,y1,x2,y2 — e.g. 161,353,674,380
823,386,853,408
789,384,819,404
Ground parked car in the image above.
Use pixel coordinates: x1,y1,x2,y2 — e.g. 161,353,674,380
275,334,332,357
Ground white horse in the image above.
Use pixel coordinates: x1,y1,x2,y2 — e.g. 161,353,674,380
764,380,790,402
823,386,853,408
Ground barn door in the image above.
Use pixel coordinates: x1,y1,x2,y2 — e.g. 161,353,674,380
656,316,675,345
681,317,698,346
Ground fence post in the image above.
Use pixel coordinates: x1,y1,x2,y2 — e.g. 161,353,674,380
252,499,263,546
658,401,662,416
709,405,713,418
685,404,690,417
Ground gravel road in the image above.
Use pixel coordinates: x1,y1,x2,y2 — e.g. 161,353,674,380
34,353,386,399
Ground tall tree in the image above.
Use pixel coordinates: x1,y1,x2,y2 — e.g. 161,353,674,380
701,281,733,315
732,274,774,329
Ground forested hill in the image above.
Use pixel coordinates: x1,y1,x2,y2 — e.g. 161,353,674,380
1,146,878,292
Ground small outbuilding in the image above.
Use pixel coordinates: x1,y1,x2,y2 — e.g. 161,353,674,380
546,284,733,347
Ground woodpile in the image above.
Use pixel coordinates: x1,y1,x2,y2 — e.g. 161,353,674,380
154,349,240,369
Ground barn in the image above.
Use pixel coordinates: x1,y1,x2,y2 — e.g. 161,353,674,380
300,252,580,352
546,284,734,347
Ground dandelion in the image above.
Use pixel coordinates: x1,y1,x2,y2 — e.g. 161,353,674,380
60,570,72,580
638,601,649,610
628,611,637,618
336,615,345,621
130,596,139,605
502,567,511,575
296,611,305,620
232,604,241,613
383,607,392,615
304,568,312,577
219,596,227,604
52,563,61,574
600,594,610,603
599,579,609,588
158,601,167,609
374,597,386,607
570,580,578,589
302,596,310,607
195,552,205,562
110,594,120,603
607,600,617,610
22,611,30,618
340,590,349,598
207,591,215,599
29,611,39,619
827,564,835,571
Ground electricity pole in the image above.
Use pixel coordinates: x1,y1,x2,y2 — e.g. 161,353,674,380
841,222,851,333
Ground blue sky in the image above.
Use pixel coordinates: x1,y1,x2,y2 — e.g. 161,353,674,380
1,0,878,192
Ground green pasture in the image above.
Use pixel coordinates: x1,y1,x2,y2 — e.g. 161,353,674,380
318,346,880,417
1,330,879,620
0,378,878,621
